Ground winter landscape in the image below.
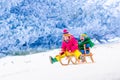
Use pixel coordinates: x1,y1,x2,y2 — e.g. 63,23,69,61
0,0,120,80
0,42,120,80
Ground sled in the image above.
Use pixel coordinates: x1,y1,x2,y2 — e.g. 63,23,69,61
59,56,79,66
49,53,79,66
59,52,81,66
81,44,94,63
59,44,95,65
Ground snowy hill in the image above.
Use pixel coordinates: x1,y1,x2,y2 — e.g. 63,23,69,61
0,0,120,53
0,43,120,80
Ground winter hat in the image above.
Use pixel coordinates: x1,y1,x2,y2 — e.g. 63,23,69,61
63,29,70,36
63,29,69,34
81,33,88,38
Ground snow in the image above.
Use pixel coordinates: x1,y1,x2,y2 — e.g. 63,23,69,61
0,43,120,80
0,0,120,52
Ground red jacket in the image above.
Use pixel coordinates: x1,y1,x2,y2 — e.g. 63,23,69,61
61,35,78,52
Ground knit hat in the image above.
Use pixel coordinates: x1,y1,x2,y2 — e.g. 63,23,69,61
63,29,69,34
63,29,70,36
81,33,88,38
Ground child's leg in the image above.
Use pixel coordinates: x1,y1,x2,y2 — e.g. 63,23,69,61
81,50,90,54
55,53,66,61
74,50,82,59
73,50,82,63
56,51,71,65
50,52,66,64
80,50,85,54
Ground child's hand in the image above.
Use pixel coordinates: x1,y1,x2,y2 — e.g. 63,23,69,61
59,51,64,55
68,50,71,53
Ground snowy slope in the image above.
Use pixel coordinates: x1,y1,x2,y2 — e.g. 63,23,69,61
0,43,120,80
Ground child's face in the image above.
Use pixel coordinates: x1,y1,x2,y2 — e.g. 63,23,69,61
80,36,85,41
64,36,70,41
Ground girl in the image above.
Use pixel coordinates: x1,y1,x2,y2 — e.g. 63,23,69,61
49,29,82,65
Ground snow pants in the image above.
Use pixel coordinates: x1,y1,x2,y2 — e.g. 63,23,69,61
55,50,82,61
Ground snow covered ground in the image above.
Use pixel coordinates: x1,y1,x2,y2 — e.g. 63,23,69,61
0,42,120,80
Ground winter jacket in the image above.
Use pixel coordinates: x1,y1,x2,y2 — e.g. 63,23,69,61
61,35,78,52
78,37,94,50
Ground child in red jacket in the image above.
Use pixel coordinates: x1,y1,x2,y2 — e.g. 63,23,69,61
49,29,82,64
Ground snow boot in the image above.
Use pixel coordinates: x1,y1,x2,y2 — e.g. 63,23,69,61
49,56,58,64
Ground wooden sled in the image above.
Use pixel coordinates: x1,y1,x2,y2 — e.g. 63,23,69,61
81,44,94,63
59,44,94,66
59,56,80,66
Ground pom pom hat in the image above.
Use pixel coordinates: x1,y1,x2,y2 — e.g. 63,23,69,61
63,29,70,36
63,29,69,34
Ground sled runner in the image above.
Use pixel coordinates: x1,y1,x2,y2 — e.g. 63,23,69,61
59,55,79,66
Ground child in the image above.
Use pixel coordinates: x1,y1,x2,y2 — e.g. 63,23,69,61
49,29,82,64
78,33,94,54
